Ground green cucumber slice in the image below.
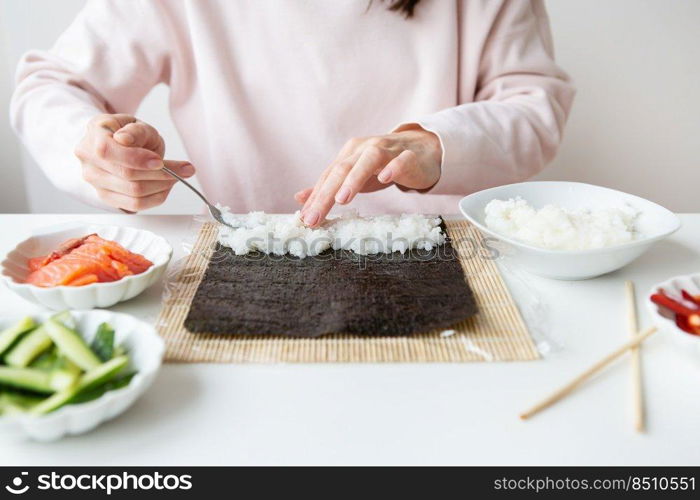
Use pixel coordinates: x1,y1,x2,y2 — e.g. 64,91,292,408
0,391,43,414
0,397,27,416
29,386,78,415
49,358,82,392
29,348,59,370
31,356,129,415
51,310,76,329
3,310,74,368
0,366,54,394
43,319,101,371
79,356,129,392
90,323,115,361
70,372,136,404
4,327,52,368
0,317,36,357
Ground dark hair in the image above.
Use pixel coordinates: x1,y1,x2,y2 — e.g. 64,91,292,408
368,0,422,18
386,0,422,18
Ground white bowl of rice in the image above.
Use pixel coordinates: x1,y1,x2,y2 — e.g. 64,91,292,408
459,182,680,280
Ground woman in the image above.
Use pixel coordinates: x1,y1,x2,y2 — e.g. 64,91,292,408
10,0,574,227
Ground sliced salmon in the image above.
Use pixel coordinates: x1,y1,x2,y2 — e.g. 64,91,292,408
25,234,153,287
66,274,99,287
28,235,91,272
84,235,153,274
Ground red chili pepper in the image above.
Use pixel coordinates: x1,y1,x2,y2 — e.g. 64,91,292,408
676,314,700,336
676,314,693,334
689,314,700,335
650,291,698,317
681,289,700,308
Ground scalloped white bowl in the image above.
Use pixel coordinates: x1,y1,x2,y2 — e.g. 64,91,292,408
0,310,164,441
0,222,172,310
647,272,700,357
459,182,681,280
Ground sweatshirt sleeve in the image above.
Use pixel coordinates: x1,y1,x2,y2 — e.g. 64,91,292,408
402,0,575,195
9,0,171,208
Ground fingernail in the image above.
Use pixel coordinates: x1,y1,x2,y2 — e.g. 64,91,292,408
335,186,351,204
181,164,195,176
378,169,391,183
147,159,164,169
303,210,320,227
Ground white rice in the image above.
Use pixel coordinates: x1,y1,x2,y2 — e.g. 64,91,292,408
217,209,445,258
484,197,639,250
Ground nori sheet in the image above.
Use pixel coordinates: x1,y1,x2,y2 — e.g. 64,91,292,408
184,225,477,337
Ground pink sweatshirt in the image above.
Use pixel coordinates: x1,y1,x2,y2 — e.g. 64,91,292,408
10,0,574,214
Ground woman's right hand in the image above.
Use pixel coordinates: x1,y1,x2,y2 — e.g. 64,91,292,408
75,113,195,212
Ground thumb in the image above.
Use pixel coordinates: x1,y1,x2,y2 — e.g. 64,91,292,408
378,150,437,190
164,160,196,179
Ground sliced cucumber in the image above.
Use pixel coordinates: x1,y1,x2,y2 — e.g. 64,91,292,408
4,327,52,368
29,386,78,415
0,366,54,394
31,356,129,415
0,317,36,357
43,319,101,371
90,323,115,361
29,348,59,370
51,310,76,329
0,391,43,414
1,390,44,407
80,356,129,392
70,372,136,404
49,358,82,392
0,397,27,416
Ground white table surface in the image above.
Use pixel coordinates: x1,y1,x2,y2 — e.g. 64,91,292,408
1,213,699,466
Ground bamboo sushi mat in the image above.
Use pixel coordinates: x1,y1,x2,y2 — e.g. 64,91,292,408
156,220,539,363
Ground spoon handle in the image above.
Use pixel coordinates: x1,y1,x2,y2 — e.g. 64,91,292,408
162,166,211,207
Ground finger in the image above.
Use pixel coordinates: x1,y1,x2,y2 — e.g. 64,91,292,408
377,150,419,185
92,114,138,134
81,115,164,170
301,139,363,215
83,160,194,182
302,151,363,215
356,177,392,193
301,167,333,215
334,137,363,163
85,137,164,172
302,157,358,227
163,160,196,177
96,186,172,212
335,146,389,204
294,188,313,204
114,122,164,155
83,164,176,198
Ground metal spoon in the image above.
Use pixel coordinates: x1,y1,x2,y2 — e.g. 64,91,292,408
161,166,235,228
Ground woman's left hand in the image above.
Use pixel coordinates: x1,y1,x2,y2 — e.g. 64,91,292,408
296,125,442,227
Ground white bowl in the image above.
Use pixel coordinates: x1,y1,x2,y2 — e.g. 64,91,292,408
647,273,700,357
459,181,681,280
1,222,172,310
0,310,164,441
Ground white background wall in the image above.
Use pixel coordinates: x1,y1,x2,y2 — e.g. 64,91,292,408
1,0,698,214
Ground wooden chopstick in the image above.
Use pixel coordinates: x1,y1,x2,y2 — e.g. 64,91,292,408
626,281,645,432
520,326,658,420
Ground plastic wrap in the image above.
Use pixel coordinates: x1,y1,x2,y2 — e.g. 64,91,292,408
159,214,555,362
